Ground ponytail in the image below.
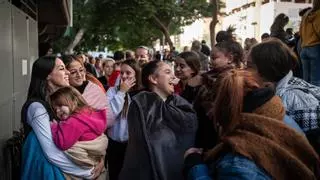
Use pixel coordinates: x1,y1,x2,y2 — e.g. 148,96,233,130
209,69,262,136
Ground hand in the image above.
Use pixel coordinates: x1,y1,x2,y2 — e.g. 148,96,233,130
139,58,148,65
91,158,105,179
119,78,136,93
184,148,203,159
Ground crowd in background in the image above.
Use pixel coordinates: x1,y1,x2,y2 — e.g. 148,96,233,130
19,2,320,180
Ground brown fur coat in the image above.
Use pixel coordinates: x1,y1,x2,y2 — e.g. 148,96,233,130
205,96,320,180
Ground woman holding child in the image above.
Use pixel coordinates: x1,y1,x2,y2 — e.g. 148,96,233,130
21,56,105,179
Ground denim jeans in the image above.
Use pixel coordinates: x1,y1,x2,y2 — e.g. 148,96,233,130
188,153,271,180
214,153,271,180
300,44,320,87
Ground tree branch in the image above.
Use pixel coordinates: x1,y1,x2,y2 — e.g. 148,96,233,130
151,15,174,50
210,0,219,49
65,28,86,54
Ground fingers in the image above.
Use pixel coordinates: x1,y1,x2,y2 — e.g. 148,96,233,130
130,83,136,88
91,158,105,179
123,78,136,87
120,78,136,93
127,78,136,84
184,148,203,159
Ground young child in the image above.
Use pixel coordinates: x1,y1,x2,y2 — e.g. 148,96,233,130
50,86,108,178
194,40,244,151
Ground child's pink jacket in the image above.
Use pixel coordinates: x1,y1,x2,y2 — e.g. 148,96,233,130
51,108,107,150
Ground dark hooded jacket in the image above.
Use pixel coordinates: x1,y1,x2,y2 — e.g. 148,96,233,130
119,91,198,180
193,65,234,150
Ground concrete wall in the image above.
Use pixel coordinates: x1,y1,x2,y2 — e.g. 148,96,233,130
0,0,37,179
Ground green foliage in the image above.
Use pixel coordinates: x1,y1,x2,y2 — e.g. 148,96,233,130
54,0,215,52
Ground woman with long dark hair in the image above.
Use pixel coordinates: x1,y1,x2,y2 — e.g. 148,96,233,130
21,56,104,179
174,51,202,103
106,59,142,180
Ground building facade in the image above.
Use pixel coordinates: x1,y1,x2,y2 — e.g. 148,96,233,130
221,0,312,42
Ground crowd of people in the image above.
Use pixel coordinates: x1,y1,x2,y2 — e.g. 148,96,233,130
19,2,320,180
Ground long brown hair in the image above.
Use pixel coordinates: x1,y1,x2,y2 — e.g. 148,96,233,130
209,69,264,136
119,59,142,117
50,86,89,116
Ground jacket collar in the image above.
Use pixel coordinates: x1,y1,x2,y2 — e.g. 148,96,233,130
243,87,275,113
276,71,292,95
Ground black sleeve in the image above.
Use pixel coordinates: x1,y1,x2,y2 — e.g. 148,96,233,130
127,100,144,138
123,100,157,179
193,101,218,150
162,95,198,133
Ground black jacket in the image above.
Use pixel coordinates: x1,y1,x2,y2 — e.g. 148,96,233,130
193,66,233,151
119,92,198,180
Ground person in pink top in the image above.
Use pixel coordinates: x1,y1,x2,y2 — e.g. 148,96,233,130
50,86,108,179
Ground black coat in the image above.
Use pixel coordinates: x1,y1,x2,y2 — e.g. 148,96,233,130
119,92,198,180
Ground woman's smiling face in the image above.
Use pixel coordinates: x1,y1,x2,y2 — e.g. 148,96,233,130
67,60,86,87
47,58,70,88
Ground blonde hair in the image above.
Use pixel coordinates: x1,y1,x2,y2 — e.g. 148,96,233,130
50,86,89,115
102,58,115,67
